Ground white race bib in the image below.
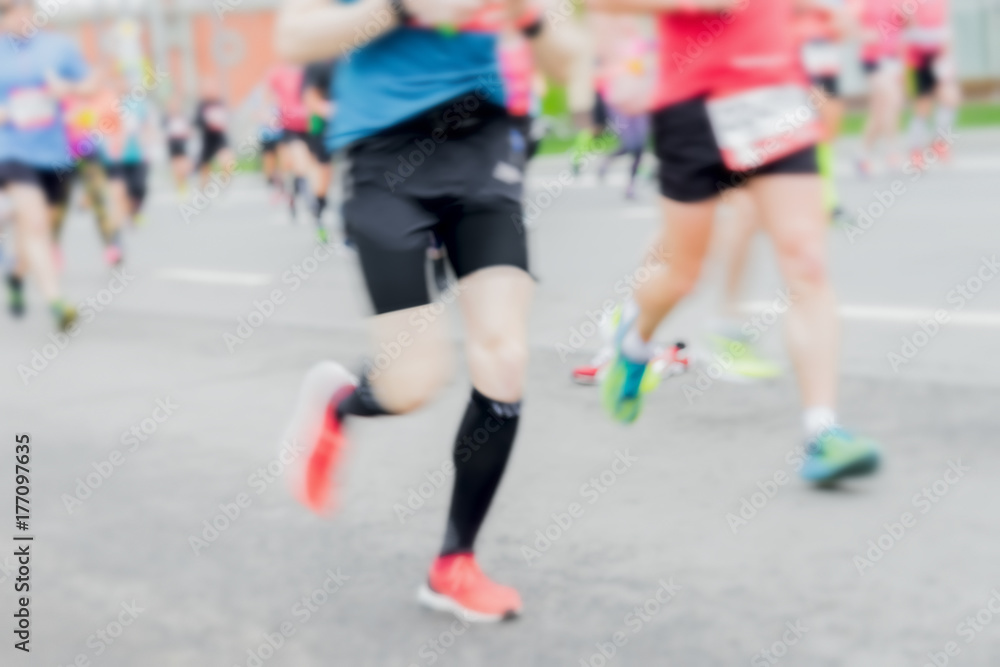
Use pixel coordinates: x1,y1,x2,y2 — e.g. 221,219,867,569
706,85,821,172
801,40,841,77
8,88,57,130
205,106,227,131
907,25,949,47
168,117,189,137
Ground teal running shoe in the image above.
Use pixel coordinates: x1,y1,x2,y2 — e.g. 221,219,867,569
601,353,649,424
800,427,881,483
601,305,653,424
707,332,782,382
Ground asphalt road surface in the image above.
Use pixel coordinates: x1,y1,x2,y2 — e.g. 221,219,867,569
3,129,1000,667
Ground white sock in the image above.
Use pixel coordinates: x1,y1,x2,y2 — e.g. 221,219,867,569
803,406,838,440
907,115,929,150
621,326,654,363
934,106,956,135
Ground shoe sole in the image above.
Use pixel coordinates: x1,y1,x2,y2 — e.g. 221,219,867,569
807,452,881,485
416,584,519,623
281,362,357,512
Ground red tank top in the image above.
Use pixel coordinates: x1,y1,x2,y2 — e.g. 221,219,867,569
653,0,805,109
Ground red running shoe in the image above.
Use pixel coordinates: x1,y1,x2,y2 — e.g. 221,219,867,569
282,362,356,514
418,553,522,622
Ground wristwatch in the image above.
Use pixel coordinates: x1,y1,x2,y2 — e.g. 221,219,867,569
389,0,412,25
516,8,544,39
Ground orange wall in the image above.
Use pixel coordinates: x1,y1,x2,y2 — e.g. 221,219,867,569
65,11,279,108
191,11,279,106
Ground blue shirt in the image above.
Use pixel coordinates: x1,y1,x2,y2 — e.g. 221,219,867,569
328,28,505,150
0,31,89,168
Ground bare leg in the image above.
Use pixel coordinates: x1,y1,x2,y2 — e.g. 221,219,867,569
366,304,454,414
719,189,759,321
634,196,717,341
9,183,60,302
747,174,838,409
458,266,534,402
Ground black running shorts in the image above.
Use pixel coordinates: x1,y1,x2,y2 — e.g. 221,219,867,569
343,97,529,315
652,97,818,203
307,132,332,165
0,160,71,206
913,51,940,96
105,162,149,206
810,75,840,98
198,133,227,169
167,138,187,158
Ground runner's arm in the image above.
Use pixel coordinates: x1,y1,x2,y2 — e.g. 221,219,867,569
276,0,399,63
588,0,737,13
521,0,587,84
303,86,334,119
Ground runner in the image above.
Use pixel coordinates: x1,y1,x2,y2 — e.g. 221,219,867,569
858,0,906,175
592,0,881,484
100,73,154,238
60,82,118,265
194,78,235,189
301,58,336,242
0,0,96,330
796,0,852,215
164,97,192,194
256,87,285,201
275,0,577,621
267,64,311,223
904,0,959,168
594,16,654,199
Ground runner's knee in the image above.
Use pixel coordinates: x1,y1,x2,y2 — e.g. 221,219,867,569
775,232,827,288
467,334,528,400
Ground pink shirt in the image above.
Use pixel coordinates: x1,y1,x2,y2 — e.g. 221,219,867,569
653,0,805,109
860,0,905,62
268,66,308,132
912,0,947,28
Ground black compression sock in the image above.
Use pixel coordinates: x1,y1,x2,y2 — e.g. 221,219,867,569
335,372,390,421
441,389,521,556
293,176,305,197
312,195,327,223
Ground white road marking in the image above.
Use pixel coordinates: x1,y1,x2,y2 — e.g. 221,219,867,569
155,269,272,286
623,207,657,219
741,301,1000,327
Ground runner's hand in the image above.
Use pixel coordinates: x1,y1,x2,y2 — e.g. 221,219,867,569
401,0,491,28
504,0,540,24
686,0,742,11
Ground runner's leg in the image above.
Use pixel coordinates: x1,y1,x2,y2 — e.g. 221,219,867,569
747,174,838,412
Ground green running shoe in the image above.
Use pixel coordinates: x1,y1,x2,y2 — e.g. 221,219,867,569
7,274,25,318
708,333,782,381
51,300,77,333
316,227,329,244
601,353,649,424
800,427,881,484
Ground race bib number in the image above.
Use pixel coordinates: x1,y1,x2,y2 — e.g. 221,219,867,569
801,40,841,76
907,25,949,47
8,88,57,130
205,106,227,131
706,85,822,172
168,117,189,137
